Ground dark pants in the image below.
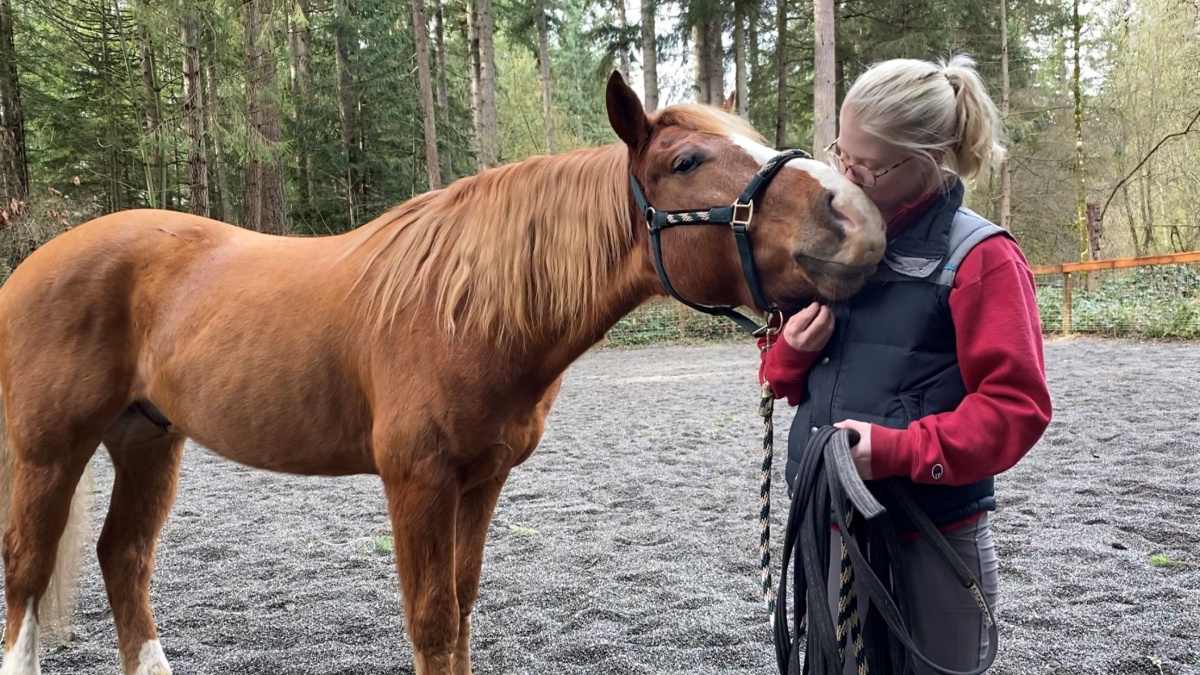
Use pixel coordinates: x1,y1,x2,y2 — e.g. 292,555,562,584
824,514,1000,675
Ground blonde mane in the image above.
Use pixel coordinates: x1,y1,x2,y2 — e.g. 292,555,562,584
347,103,763,342
653,103,767,143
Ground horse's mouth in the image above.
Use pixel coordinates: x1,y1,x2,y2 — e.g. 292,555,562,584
793,253,877,303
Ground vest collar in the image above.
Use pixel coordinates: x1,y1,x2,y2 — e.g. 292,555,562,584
879,180,964,280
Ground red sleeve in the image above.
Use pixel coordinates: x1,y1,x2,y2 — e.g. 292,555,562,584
757,336,820,406
869,235,1053,485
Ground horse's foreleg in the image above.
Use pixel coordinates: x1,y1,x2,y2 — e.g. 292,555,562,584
451,471,508,675
381,457,461,675
1,450,94,675
97,426,183,675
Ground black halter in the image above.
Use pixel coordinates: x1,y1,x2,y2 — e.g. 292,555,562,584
629,148,813,337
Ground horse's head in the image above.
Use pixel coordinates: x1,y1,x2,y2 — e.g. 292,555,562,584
606,73,885,317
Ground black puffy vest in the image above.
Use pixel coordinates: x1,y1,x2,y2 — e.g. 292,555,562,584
784,181,1011,533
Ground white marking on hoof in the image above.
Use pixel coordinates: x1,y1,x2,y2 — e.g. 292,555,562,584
132,640,171,675
0,599,41,675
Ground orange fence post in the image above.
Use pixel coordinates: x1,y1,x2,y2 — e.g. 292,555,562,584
1062,272,1072,335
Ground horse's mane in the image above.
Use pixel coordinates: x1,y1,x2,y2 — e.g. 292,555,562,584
347,103,763,342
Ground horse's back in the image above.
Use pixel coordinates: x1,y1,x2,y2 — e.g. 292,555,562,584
1,209,245,301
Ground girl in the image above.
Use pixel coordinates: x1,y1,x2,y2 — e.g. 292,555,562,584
759,54,1053,673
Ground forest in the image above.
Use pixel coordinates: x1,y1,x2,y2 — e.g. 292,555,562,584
0,0,1198,276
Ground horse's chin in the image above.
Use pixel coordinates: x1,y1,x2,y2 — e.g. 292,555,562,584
790,255,876,305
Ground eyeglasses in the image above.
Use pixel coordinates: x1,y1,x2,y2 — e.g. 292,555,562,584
824,140,914,188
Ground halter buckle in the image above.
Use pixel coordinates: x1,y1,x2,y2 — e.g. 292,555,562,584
731,200,754,228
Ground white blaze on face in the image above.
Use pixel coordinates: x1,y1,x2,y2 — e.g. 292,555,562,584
133,640,172,675
0,600,40,675
726,134,881,232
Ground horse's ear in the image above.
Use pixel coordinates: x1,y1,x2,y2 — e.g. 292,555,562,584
721,91,736,113
606,70,650,150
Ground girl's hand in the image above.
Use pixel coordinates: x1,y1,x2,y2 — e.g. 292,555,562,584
782,302,834,352
834,419,872,480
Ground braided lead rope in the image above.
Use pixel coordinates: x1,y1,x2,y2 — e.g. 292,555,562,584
836,507,869,675
759,379,776,623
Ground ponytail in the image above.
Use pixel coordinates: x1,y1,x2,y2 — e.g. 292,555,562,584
941,54,1006,179
842,53,1007,185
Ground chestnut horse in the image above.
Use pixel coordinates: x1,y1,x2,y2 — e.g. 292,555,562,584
0,74,883,674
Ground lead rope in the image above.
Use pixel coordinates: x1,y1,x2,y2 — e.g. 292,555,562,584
760,334,868,675
759,378,777,623
837,508,869,675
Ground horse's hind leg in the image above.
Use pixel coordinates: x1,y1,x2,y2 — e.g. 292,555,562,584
96,414,183,675
1,435,97,675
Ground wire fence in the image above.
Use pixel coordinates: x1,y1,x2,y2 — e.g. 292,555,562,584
601,258,1200,348
1034,261,1200,339
603,299,750,347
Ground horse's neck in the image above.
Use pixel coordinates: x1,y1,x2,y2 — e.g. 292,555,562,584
442,146,657,375
529,252,659,380
348,143,658,380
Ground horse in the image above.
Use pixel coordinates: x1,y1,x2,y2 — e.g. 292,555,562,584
0,72,884,675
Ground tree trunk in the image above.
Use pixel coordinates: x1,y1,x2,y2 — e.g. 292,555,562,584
641,0,657,112
244,0,286,234
433,0,451,178
813,0,836,156
1072,0,1085,260
0,0,28,204
1139,165,1155,251
537,5,554,153
775,0,788,148
1120,183,1141,258
693,24,709,104
290,0,313,217
999,0,1011,230
733,1,748,117
100,0,122,211
333,0,363,224
206,33,234,224
182,11,209,217
466,1,483,170
706,18,723,103
475,0,499,167
260,26,286,234
835,18,845,107
244,1,262,232
136,0,164,209
614,0,630,82
411,0,441,189
1085,201,1101,291
1085,201,1101,259
748,4,758,81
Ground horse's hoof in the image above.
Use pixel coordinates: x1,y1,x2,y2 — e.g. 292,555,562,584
132,641,172,675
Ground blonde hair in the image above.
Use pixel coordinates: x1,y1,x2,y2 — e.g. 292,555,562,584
842,54,1005,183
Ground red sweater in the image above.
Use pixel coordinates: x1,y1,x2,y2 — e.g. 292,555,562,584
757,228,1052,488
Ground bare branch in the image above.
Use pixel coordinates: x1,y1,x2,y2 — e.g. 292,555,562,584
1099,108,1200,223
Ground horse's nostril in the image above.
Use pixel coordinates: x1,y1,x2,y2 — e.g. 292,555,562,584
826,192,848,233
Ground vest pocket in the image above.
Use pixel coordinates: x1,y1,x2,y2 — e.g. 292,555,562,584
899,390,925,426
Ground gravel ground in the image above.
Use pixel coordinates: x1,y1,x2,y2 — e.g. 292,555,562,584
37,337,1200,674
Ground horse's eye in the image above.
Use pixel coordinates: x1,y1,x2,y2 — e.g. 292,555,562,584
673,154,702,174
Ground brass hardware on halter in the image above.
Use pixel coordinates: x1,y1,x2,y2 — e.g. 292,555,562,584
731,201,754,229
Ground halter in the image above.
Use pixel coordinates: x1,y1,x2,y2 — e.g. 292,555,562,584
629,148,813,337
